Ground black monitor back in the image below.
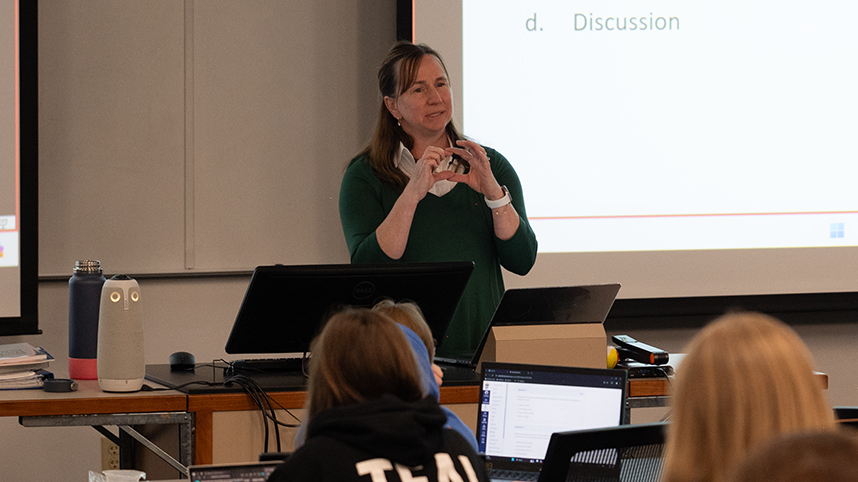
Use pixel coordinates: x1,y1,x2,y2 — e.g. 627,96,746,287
224,262,474,354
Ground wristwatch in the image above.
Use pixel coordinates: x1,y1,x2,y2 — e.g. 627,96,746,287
485,185,512,209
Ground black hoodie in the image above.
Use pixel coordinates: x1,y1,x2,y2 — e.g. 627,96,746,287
267,395,489,482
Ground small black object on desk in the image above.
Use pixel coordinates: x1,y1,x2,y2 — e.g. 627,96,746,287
44,378,79,392
169,351,196,371
612,334,669,365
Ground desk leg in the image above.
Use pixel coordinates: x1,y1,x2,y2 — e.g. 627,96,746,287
20,412,194,477
120,429,137,469
195,409,213,465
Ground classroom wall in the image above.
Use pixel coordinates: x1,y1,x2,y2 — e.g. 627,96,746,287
2,1,857,481
1,1,395,480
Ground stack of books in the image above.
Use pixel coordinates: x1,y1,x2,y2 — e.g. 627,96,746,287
0,342,54,389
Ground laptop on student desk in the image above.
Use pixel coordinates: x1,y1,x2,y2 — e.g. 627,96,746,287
478,361,628,482
188,461,283,481
435,283,621,370
223,262,473,371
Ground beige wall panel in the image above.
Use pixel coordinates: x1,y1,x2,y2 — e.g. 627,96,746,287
38,1,186,276
191,1,392,270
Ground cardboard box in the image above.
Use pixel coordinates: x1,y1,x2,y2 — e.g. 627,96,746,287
476,323,607,371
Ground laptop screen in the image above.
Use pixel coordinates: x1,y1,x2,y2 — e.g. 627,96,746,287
437,283,622,366
188,461,282,481
478,362,627,464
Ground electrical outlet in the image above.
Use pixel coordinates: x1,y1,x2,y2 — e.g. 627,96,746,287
101,437,120,470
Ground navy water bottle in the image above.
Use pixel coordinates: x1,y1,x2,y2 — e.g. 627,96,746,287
69,260,107,379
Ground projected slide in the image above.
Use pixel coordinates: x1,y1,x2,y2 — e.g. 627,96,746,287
462,0,858,253
1,0,20,317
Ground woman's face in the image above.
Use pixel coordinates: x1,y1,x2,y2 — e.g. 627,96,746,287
385,55,453,142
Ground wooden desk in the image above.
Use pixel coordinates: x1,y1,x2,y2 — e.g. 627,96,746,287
146,362,697,464
625,371,829,398
0,380,192,475
187,383,480,464
0,379,186,417
4,368,828,468
0,375,668,466
622,371,829,423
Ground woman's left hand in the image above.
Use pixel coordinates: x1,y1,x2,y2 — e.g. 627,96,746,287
444,139,504,200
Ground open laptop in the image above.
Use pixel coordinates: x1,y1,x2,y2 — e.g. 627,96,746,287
187,461,283,481
536,422,667,482
478,361,628,482
436,283,621,368
224,262,474,358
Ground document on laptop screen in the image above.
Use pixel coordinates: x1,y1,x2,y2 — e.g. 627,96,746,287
479,368,624,461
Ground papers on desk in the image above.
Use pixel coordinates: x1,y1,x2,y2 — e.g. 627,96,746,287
0,342,51,364
0,369,52,389
0,343,54,389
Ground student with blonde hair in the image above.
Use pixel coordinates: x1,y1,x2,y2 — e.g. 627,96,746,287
730,429,858,482
372,299,478,450
662,311,834,482
373,299,440,382
268,308,487,482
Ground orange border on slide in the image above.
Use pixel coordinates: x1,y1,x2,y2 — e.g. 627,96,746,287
529,211,858,222
2,0,21,235
14,0,20,230
0,1,19,235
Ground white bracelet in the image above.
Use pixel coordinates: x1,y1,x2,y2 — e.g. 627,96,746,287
485,185,512,209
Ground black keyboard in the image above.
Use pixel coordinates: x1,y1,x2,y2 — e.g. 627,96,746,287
231,358,306,373
486,469,541,481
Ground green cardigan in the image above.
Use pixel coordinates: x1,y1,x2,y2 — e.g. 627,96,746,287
338,146,538,357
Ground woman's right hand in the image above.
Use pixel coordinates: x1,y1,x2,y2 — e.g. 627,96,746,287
402,146,454,202
376,146,454,260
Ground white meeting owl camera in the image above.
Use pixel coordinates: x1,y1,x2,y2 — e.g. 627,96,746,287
97,274,145,392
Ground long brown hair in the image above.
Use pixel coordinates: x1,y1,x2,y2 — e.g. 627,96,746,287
305,308,424,419
360,41,462,190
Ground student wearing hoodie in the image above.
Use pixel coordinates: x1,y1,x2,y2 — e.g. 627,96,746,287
372,299,479,451
290,300,479,452
267,308,488,482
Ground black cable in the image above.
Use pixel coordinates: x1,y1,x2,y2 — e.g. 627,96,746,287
141,380,220,391
301,352,310,378
225,375,272,451
148,359,304,452
224,374,304,452
220,359,304,426
258,391,303,426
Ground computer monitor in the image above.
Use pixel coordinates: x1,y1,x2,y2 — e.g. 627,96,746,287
224,262,474,354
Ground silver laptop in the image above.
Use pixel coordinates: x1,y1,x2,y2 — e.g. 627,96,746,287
478,361,627,481
187,461,283,482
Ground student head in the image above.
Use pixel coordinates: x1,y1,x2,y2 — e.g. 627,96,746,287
305,308,424,420
730,429,858,482
663,311,834,482
372,299,435,359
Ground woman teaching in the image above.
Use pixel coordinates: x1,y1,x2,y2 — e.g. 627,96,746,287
339,41,538,357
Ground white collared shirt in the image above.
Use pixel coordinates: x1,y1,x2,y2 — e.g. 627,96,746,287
394,142,459,197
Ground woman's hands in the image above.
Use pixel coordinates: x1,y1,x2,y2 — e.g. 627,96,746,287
402,146,456,203
376,146,454,260
444,139,504,200
445,139,520,240
377,140,517,259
